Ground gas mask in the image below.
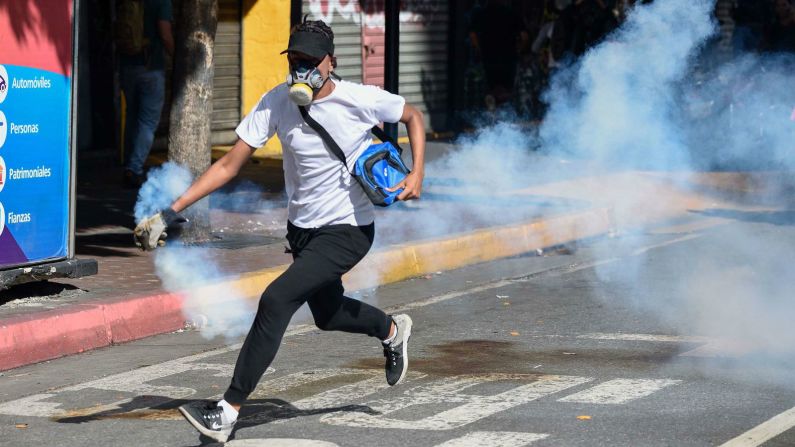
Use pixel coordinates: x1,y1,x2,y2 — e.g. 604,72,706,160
286,60,326,106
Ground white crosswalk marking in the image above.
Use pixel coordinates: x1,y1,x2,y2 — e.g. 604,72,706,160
250,368,373,399
226,440,340,446
434,431,549,447
0,346,270,418
289,372,423,411
558,378,680,404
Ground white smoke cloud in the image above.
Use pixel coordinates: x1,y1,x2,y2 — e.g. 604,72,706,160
529,0,795,382
540,0,717,169
373,122,576,247
155,245,255,340
135,163,255,340
682,52,795,170
133,162,193,223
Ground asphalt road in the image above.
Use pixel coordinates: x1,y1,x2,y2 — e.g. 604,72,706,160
1,214,794,446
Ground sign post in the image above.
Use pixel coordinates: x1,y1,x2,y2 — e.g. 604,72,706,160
0,0,97,288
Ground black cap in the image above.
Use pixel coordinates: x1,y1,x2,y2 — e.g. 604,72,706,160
280,32,334,59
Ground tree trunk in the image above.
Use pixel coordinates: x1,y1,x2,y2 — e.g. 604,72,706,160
168,0,218,243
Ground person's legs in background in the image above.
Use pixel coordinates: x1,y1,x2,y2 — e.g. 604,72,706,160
121,65,141,187
123,68,165,187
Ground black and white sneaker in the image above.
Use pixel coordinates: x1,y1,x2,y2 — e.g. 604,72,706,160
178,401,236,443
383,314,413,386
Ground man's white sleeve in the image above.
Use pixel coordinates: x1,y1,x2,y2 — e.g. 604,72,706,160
236,92,277,148
368,85,406,124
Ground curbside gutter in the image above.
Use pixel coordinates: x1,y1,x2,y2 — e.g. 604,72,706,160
0,207,612,371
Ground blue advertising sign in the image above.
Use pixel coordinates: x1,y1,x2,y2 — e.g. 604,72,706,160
0,0,75,268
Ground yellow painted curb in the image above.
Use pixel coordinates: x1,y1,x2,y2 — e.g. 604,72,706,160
347,207,612,290
209,207,613,301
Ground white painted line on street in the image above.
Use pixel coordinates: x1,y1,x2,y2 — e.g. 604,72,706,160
434,431,549,447
558,378,681,404
719,406,795,447
577,333,753,359
578,333,709,343
630,233,703,255
386,279,517,314
560,233,705,275
678,338,757,358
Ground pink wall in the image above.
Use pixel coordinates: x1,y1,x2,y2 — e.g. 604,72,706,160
0,0,74,76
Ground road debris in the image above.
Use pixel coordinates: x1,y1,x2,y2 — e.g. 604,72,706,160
510,331,520,336
15,423,28,429
577,415,592,421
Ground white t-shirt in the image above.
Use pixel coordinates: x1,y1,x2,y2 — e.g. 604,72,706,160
236,79,405,228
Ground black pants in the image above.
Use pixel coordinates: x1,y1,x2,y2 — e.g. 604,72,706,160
224,221,393,404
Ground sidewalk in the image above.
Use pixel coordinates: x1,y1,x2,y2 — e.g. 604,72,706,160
0,140,785,371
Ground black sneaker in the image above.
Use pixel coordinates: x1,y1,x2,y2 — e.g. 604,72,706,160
383,314,413,386
178,401,235,443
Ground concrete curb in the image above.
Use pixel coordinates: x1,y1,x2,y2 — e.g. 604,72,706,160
0,207,612,371
0,293,186,371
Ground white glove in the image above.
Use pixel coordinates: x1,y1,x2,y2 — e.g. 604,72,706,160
133,208,187,251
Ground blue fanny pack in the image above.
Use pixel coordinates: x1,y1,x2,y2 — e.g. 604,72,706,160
299,105,410,207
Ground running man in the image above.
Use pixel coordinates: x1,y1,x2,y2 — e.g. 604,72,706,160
133,18,426,443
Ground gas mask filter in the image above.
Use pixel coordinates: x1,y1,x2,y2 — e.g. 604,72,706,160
287,60,325,106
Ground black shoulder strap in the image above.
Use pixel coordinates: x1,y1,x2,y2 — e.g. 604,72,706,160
298,105,349,170
370,125,403,155
298,105,404,170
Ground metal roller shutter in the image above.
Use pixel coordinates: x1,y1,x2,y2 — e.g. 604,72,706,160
302,0,363,83
298,1,448,133
399,1,448,133
212,0,242,145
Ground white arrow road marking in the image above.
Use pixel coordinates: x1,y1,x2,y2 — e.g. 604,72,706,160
719,406,795,447
434,431,549,447
557,378,681,404
321,374,593,430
